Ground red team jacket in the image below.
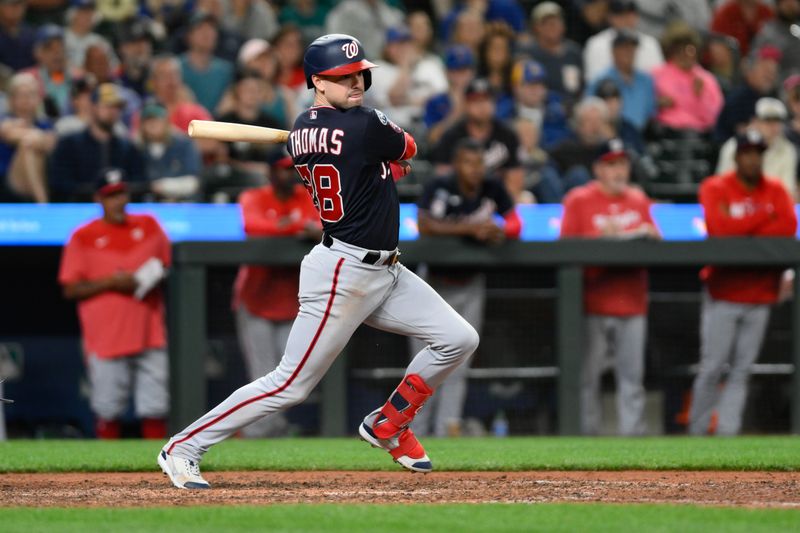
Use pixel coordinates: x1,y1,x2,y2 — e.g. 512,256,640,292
560,182,655,317
699,171,798,304
58,214,171,359
233,184,321,321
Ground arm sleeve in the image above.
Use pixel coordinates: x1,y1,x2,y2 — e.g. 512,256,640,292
700,180,773,236
58,236,85,285
559,193,583,237
240,190,307,236
48,136,76,200
758,186,798,236
417,180,438,211
364,108,406,162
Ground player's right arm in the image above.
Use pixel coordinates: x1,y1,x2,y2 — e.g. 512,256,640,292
59,232,136,300
700,178,773,236
240,189,308,237
559,189,585,238
364,108,416,163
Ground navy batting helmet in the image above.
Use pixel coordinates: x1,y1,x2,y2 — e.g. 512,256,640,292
303,34,377,90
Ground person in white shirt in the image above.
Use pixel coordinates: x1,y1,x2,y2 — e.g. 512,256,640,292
64,0,118,72
716,97,799,198
583,0,664,82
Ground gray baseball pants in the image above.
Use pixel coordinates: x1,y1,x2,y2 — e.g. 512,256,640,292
167,238,479,462
581,315,647,436
235,306,293,437
689,292,770,436
86,349,169,420
410,273,485,437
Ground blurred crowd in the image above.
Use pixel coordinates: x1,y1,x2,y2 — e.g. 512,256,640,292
0,0,798,205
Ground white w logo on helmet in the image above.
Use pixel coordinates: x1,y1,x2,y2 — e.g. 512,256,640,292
342,40,359,59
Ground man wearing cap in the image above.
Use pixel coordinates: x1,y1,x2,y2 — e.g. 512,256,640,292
590,78,645,156
232,151,321,437
0,0,35,71
583,0,664,83
690,129,797,436
324,0,406,57
138,100,202,201
64,0,118,72
49,83,144,201
519,1,583,105
511,59,570,150
24,24,73,116
560,138,660,436
423,45,476,145
179,12,234,114
716,97,798,198
366,26,447,132
750,0,800,81
59,167,171,439
430,78,523,202
714,45,782,144
587,29,656,132
118,19,153,98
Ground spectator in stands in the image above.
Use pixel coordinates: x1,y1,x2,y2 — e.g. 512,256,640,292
750,0,800,81
26,24,73,116
716,98,798,198
448,7,486,58
424,45,476,145
138,100,202,201
220,0,279,42
690,129,797,436
591,78,644,155
64,0,117,72
367,26,447,132
407,9,437,59
476,24,515,120
514,116,564,203
548,96,615,193
587,29,656,132
0,72,55,202
179,12,234,114
59,167,171,439
714,45,781,143
54,76,94,136
440,0,525,39
217,69,283,180
49,83,144,201
635,0,712,38
0,0,36,72
148,55,212,134
324,0,404,58
232,150,321,437
705,33,741,97
234,38,295,129
430,78,522,199
412,138,521,437
560,138,660,436
279,0,330,43
565,0,609,46
518,1,583,106
652,22,724,133
784,75,800,158
510,60,570,150
711,0,774,57
117,19,153,99
272,24,307,93
188,0,244,64
583,0,664,83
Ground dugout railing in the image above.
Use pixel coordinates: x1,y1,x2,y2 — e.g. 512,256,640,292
168,237,800,436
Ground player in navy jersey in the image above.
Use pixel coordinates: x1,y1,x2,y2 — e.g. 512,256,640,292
158,34,480,489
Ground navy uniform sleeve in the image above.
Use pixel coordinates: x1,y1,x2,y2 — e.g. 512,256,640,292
417,179,440,210
485,179,515,216
498,123,520,169
364,108,406,162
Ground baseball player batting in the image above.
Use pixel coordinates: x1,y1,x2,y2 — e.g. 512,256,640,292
158,34,479,489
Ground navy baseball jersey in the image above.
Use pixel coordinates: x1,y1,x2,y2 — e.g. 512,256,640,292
418,176,515,221
288,105,407,251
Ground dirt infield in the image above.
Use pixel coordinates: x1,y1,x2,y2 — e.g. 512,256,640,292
1,471,799,508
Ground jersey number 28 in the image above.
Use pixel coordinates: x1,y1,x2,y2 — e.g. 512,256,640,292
294,164,344,222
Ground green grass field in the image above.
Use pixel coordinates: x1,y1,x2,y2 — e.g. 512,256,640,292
1,436,799,472
2,437,799,532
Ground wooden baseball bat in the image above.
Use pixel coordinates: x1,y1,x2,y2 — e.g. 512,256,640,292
187,120,290,144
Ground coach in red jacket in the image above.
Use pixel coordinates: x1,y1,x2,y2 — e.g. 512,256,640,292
690,129,798,436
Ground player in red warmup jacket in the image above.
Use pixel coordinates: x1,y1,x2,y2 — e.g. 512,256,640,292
158,34,479,489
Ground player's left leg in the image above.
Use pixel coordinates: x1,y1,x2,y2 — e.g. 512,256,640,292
715,304,770,436
87,353,133,439
612,315,647,436
133,348,170,439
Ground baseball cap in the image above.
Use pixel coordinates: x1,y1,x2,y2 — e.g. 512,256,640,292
756,45,783,63
91,82,125,106
120,19,152,43
612,29,639,47
511,60,547,86
465,78,492,99
609,0,638,14
386,26,412,44
444,45,475,70
595,138,628,163
34,24,64,47
735,129,768,154
594,78,621,99
141,100,167,119
531,1,562,23
268,148,294,169
95,167,128,196
755,97,787,121
237,38,270,66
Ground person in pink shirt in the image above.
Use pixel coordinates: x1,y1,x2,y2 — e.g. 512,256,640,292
652,23,724,133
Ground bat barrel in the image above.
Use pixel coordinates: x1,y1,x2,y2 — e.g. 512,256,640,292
187,120,290,144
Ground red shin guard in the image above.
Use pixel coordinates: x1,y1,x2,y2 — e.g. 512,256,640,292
373,374,433,439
